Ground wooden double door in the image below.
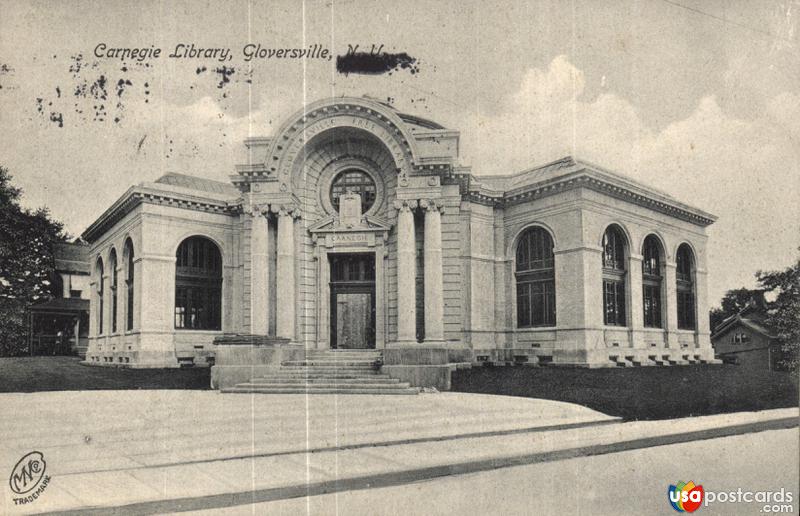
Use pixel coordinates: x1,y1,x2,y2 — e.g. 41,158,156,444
329,253,376,349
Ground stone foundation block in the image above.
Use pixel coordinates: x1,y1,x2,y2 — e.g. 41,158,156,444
383,347,449,365
211,365,281,389
382,364,451,391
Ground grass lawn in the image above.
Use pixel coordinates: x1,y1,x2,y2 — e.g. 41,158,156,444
0,357,211,392
452,364,799,420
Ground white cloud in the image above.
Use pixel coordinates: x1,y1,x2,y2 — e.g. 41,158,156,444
460,55,800,304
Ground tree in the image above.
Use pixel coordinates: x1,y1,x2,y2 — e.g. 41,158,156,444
757,257,800,373
0,166,67,356
709,288,766,333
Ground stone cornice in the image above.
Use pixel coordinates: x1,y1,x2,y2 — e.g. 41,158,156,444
81,186,240,243
464,168,716,227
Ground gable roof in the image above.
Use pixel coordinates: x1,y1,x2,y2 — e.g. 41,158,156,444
712,312,776,340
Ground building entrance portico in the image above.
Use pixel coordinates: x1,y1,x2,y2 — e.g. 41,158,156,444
311,212,390,350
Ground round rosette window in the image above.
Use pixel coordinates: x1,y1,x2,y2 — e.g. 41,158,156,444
330,169,377,214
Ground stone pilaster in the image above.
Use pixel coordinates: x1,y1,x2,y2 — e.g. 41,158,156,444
628,254,644,347
664,261,679,348
102,272,112,336
421,199,445,345
89,279,99,337
394,199,417,344
695,268,712,350
274,204,298,341
248,205,270,335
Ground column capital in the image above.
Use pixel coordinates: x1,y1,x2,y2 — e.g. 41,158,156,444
271,203,301,219
393,199,418,212
246,203,270,217
419,198,444,214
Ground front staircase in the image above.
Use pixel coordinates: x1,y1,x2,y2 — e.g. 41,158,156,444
221,349,420,395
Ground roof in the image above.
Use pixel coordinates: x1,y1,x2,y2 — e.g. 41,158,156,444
712,312,776,340
154,173,240,196
468,156,717,227
53,242,90,274
29,297,89,313
359,95,446,131
81,173,241,242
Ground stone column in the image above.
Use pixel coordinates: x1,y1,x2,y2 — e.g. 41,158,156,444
394,200,417,344
275,205,296,341
249,206,270,335
421,199,445,344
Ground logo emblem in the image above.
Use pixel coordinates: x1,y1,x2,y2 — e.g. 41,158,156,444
668,481,704,512
9,451,47,495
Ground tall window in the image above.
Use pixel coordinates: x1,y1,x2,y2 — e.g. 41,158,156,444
642,235,663,328
516,227,556,327
175,236,222,330
330,170,376,213
125,239,134,331
96,258,104,335
109,249,118,333
602,226,627,326
676,243,696,330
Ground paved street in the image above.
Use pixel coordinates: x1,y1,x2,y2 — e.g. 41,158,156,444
200,428,798,516
0,391,795,515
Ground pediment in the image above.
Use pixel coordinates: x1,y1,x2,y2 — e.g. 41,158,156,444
308,215,392,234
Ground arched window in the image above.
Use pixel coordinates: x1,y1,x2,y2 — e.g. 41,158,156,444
515,227,556,327
676,243,696,330
602,226,627,326
330,170,376,213
124,239,134,331
642,235,663,328
175,236,222,330
96,257,104,335
109,249,118,333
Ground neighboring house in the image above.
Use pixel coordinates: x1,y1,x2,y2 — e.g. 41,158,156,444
28,242,90,356
711,306,784,371
79,96,717,387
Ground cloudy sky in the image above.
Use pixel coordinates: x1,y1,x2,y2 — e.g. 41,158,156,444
0,0,797,305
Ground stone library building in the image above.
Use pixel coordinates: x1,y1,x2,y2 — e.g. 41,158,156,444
81,96,717,390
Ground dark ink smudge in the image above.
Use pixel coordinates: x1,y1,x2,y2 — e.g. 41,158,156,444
336,51,418,76
214,66,234,88
49,112,63,127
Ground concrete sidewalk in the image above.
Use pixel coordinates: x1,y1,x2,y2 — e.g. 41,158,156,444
0,391,796,515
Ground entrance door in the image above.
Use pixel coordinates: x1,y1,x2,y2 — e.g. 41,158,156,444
330,253,376,349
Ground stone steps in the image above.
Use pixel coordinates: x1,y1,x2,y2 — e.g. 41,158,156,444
222,386,420,395
279,366,381,374
225,350,420,395
250,377,402,384
282,360,381,367
234,381,411,390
